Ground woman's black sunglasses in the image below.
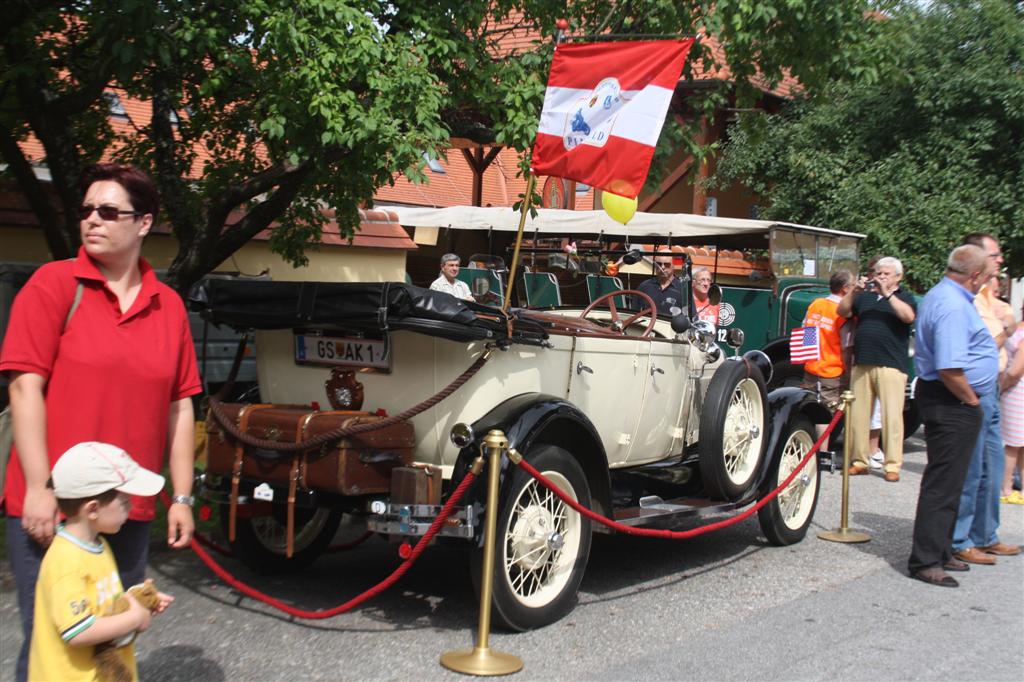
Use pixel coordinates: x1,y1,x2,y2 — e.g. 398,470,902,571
78,204,142,221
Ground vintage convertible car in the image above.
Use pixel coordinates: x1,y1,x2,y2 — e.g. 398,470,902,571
190,267,830,631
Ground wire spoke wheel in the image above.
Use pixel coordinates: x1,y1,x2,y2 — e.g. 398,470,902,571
723,380,763,483
503,471,580,607
700,360,769,500
474,445,592,631
775,428,817,529
223,505,343,574
250,508,334,555
758,416,820,545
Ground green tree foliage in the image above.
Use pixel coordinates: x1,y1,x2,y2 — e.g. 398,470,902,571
2,0,878,293
715,0,1024,290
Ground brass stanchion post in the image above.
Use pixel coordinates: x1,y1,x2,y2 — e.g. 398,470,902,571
819,391,871,543
441,430,523,676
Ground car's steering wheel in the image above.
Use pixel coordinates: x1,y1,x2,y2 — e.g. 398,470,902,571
581,289,658,337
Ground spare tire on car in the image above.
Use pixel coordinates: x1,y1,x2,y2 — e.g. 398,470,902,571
698,358,769,500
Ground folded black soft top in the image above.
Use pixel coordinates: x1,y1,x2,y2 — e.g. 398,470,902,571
188,279,527,344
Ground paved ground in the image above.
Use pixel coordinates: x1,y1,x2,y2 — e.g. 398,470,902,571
2,432,1022,681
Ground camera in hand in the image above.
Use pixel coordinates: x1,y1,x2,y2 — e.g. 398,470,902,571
865,281,878,291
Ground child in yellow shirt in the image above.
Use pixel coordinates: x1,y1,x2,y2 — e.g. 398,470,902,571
28,442,172,682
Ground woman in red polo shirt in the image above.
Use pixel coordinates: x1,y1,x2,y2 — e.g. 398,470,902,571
1,163,201,682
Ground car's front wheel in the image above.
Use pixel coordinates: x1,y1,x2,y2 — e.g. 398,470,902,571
757,416,820,545
699,359,769,500
472,445,592,631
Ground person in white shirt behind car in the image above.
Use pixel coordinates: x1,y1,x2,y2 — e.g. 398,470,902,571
429,253,473,301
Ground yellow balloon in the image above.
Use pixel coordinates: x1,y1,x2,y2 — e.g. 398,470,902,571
602,191,638,225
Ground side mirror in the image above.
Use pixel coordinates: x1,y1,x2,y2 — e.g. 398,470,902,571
708,284,722,306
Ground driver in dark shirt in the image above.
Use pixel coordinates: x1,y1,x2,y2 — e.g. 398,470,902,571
635,249,684,316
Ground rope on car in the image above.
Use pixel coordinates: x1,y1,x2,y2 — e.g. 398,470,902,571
511,409,843,540
207,347,493,454
160,468,478,620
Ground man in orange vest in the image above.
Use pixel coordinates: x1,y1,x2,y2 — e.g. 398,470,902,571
802,270,855,449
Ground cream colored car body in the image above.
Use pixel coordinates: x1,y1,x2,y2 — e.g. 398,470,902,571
254,311,721,475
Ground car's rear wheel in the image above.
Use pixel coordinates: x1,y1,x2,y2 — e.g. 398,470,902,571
758,416,820,545
472,445,592,631
699,359,769,500
222,504,343,574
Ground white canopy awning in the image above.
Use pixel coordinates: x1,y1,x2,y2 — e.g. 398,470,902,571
374,204,865,240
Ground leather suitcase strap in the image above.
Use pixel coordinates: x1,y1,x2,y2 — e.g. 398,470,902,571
229,404,275,542
287,411,319,558
286,457,300,558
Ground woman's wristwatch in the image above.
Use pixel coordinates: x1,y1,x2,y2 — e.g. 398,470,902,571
170,494,195,507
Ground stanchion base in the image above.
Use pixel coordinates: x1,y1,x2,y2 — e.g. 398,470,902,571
441,647,523,676
818,528,871,543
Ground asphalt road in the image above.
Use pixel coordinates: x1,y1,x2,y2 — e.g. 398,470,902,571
2,432,1022,681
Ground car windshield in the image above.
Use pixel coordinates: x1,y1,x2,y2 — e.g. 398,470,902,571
770,229,859,280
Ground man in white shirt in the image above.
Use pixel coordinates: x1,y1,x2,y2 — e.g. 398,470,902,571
429,253,473,300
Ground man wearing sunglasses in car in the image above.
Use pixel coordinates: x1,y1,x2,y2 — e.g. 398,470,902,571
634,247,684,317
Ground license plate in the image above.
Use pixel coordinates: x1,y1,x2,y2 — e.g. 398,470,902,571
294,334,390,370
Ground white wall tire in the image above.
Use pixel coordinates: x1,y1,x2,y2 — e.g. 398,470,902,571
699,360,769,500
473,445,592,631
757,416,820,545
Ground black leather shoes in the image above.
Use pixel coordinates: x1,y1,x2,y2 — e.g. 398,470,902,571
910,567,959,587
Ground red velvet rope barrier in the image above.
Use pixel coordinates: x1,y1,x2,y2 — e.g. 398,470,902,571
164,410,840,619
159,470,477,620
516,409,844,539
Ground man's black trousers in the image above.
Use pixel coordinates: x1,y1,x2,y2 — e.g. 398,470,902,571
908,380,984,573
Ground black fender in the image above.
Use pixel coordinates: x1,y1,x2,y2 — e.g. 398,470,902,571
451,393,612,542
737,386,831,505
762,337,790,366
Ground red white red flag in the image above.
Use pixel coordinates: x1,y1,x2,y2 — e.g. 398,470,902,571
531,39,693,199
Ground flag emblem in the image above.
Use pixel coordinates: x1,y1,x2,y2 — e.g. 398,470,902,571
563,77,625,150
790,326,821,364
532,39,693,198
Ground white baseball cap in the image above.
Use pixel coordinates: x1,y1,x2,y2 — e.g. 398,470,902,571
52,442,165,499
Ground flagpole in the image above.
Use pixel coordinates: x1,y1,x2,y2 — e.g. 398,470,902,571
501,173,537,315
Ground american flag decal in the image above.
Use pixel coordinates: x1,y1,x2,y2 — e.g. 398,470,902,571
790,326,821,364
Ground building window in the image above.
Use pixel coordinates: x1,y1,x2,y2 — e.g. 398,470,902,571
103,92,128,119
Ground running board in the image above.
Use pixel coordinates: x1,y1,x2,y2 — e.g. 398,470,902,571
612,495,745,529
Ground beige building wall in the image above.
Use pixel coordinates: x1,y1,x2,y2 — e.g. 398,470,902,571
2,228,408,282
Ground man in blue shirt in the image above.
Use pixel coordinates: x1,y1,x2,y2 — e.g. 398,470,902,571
635,250,684,317
952,233,1021,564
909,245,998,587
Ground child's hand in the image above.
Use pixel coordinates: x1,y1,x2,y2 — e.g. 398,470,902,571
154,591,174,614
124,593,153,632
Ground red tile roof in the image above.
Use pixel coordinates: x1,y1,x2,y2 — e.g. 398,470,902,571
374,146,595,210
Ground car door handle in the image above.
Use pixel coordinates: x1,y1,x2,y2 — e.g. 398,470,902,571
650,365,665,376
576,361,594,375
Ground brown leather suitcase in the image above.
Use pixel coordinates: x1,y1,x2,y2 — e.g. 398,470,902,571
206,403,416,496
206,402,416,556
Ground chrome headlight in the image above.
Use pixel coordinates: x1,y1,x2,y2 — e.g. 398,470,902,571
450,423,475,449
689,319,717,352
